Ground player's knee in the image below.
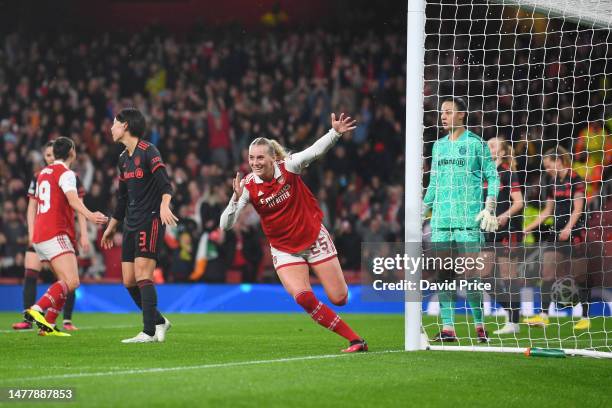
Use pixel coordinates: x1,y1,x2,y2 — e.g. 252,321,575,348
65,278,80,292
295,290,318,311
123,277,137,287
330,291,348,306
134,262,153,281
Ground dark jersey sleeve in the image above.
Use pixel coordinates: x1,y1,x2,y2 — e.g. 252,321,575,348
545,175,555,200
572,173,586,197
509,171,521,194
113,177,128,222
146,145,166,174
27,174,37,198
113,154,128,222
146,145,173,196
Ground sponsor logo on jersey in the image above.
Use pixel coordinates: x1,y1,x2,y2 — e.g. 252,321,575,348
438,158,465,167
259,184,291,207
123,168,144,179
41,168,54,175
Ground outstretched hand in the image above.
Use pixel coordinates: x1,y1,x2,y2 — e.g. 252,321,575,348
160,204,179,227
232,172,244,201
331,113,357,135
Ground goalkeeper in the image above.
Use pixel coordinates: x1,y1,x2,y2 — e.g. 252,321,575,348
423,97,500,343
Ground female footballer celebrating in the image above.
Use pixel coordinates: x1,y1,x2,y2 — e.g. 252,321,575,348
220,113,367,353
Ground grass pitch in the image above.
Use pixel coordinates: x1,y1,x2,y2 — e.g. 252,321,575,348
1,312,611,407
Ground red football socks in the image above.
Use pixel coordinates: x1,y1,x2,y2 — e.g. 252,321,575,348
295,290,360,342
45,306,63,325
36,281,68,321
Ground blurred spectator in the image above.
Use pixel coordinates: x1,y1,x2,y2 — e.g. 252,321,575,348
0,201,28,277
231,208,264,283
335,220,361,270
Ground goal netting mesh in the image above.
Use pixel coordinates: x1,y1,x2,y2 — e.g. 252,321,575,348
418,0,612,357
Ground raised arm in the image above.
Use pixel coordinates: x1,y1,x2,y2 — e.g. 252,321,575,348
285,112,356,174
220,172,250,230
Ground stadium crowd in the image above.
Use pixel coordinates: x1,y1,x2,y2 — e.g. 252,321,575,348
0,24,406,282
1,10,611,283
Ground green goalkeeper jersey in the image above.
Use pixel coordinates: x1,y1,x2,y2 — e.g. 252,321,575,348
424,129,499,229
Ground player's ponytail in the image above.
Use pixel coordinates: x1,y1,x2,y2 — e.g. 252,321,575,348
250,137,288,160
268,140,287,160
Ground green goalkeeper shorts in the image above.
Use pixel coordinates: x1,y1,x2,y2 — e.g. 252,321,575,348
431,228,482,248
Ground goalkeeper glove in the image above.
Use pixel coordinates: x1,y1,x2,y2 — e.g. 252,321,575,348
475,197,498,232
421,201,431,222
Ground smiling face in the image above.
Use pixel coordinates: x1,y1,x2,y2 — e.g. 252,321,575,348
248,144,275,180
440,101,465,132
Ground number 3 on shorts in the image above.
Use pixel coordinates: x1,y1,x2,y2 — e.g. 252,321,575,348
139,231,147,251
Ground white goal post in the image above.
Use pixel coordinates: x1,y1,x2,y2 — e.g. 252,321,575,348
404,0,612,357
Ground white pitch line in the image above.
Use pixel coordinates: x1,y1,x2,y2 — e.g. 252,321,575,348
2,350,405,383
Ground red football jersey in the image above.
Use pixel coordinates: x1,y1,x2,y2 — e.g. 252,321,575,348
244,161,323,253
32,162,78,244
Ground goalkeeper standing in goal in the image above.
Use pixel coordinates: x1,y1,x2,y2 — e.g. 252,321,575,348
423,97,500,342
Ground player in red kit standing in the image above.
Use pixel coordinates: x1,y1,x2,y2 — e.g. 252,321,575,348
24,137,108,336
12,141,89,331
220,113,367,353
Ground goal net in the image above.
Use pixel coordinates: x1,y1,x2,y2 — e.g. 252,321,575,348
406,0,612,358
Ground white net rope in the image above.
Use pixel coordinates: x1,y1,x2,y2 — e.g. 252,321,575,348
421,0,612,354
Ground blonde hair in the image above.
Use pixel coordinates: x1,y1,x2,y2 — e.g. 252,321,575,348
543,146,572,168
497,139,516,170
249,137,287,160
